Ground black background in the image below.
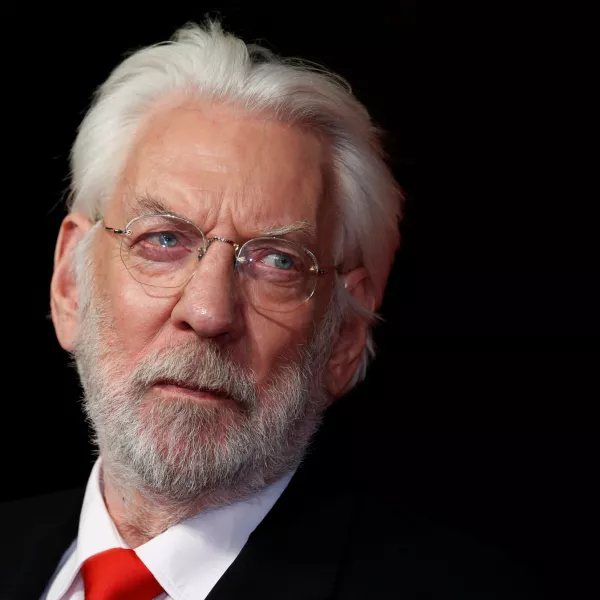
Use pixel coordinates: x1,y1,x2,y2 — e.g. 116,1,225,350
1,3,597,598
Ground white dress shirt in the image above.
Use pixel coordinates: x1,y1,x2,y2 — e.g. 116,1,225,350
41,459,293,600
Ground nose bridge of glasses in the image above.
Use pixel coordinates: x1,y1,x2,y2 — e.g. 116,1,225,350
199,236,241,261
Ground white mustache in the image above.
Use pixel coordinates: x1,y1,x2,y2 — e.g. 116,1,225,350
129,341,259,409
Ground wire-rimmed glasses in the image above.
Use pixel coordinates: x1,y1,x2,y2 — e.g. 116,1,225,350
103,213,330,312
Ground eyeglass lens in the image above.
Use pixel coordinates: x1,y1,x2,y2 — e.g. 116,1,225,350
119,214,318,312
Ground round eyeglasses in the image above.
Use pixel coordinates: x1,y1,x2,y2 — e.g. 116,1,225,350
103,213,331,313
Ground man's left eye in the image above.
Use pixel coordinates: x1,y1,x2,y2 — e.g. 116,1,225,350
261,253,295,270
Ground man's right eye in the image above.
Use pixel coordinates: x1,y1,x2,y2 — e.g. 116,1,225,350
144,232,180,248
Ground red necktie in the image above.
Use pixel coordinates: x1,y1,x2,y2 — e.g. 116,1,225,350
81,548,165,600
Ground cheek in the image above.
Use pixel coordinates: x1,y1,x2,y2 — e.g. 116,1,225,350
99,260,178,358
243,305,316,383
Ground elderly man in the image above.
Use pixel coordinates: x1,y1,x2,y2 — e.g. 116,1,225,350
2,20,538,600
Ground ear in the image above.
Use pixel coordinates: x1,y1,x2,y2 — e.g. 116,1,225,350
326,267,377,398
50,213,95,352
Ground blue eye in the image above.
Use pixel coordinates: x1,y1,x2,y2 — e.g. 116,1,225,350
262,253,294,270
147,232,179,247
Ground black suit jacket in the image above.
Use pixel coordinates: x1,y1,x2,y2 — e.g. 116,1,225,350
0,402,542,599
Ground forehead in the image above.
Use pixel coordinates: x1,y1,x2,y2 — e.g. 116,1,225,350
110,98,332,243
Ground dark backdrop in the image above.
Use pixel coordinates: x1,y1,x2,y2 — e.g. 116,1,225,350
2,4,597,598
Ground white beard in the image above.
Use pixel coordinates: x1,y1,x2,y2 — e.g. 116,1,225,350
72,229,339,510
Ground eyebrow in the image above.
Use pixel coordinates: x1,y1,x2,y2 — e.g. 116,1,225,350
129,193,188,221
259,221,315,239
129,192,317,243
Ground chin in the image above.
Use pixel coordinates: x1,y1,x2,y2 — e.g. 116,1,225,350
139,393,246,446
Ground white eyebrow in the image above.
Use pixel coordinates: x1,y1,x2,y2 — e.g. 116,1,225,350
129,193,316,241
259,221,316,238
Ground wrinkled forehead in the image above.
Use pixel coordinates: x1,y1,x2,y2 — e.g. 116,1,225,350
106,99,336,251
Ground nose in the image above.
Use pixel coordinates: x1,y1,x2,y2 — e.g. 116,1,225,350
170,240,243,341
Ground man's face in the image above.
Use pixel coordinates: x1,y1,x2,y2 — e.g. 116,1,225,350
64,99,342,501
97,100,335,388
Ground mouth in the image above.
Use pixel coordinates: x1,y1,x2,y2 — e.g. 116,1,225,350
152,379,233,405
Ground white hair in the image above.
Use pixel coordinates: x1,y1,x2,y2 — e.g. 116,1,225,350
69,20,403,388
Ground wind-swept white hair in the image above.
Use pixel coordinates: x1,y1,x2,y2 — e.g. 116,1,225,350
69,20,403,388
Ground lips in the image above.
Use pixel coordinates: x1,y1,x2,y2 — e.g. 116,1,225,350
152,379,231,402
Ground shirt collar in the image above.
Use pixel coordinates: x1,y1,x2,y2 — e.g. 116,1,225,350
45,458,292,600
136,472,292,600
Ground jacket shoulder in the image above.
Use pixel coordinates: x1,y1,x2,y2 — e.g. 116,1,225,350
0,486,85,540
0,487,85,600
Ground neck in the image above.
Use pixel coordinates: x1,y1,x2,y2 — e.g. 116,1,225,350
101,466,224,548
99,461,274,548
101,472,176,547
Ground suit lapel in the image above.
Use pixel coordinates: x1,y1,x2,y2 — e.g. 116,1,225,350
206,403,359,600
1,486,85,600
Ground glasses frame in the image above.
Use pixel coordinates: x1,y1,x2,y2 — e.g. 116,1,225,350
102,213,332,309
